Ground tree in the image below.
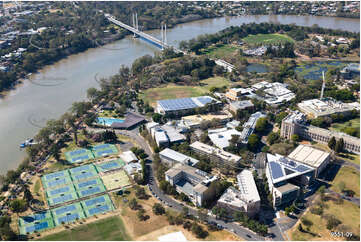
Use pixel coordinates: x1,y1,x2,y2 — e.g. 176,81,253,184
129,198,138,210
10,199,27,214
248,134,260,151
181,206,189,218
152,203,165,215
291,134,299,142
137,208,147,221
152,113,163,123
328,136,336,150
255,117,268,134
267,132,279,145
335,138,344,153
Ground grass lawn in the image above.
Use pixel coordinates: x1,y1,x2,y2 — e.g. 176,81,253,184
38,216,131,241
330,166,360,197
329,118,360,137
242,33,294,45
202,44,240,59
289,199,360,241
139,76,230,105
337,153,360,166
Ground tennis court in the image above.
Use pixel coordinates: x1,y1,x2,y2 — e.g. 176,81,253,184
95,159,126,173
69,164,98,183
81,194,114,217
19,211,55,235
46,184,78,206
101,170,130,190
76,182,106,198
52,203,86,226
92,144,118,158
41,170,72,190
65,148,94,164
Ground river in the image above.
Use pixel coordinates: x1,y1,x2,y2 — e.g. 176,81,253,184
0,15,359,174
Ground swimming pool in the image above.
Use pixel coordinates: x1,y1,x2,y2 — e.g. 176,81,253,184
97,117,125,126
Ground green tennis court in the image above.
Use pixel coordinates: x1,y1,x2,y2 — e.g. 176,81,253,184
101,170,130,190
69,164,98,182
52,203,86,226
65,148,94,164
41,170,72,190
46,184,79,206
95,159,126,173
81,194,114,217
19,211,55,235
92,144,118,158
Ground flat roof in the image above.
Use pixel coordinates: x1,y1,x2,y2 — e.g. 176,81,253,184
119,151,138,163
159,148,199,166
267,153,315,184
288,145,330,168
236,169,261,203
157,96,218,112
158,231,187,241
275,183,299,194
208,127,242,149
165,163,210,181
230,100,254,110
190,141,241,163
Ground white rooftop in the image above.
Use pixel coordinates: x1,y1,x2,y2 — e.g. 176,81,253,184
237,169,261,203
288,145,330,168
190,141,241,163
159,148,199,166
208,127,242,149
119,151,138,163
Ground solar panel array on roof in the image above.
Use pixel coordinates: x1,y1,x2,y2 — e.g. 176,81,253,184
296,164,311,172
196,96,213,105
269,162,284,180
158,97,198,112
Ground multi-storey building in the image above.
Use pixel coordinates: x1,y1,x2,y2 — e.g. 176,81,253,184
165,163,217,206
281,111,360,154
217,170,260,217
190,141,241,166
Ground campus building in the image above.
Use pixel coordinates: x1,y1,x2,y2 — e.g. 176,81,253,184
225,81,295,105
239,111,266,144
281,111,360,154
165,163,217,206
146,122,186,147
156,96,222,117
190,141,242,166
180,112,232,129
288,144,330,177
228,100,254,113
208,127,242,150
159,148,199,167
217,170,261,217
265,153,315,208
297,97,359,118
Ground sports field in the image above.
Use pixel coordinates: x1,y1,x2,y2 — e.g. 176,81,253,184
19,211,55,235
92,144,119,158
52,203,86,226
101,170,130,190
65,148,94,164
202,44,240,59
38,215,130,241
139,76,230,105
81,194,114,217
243,33,294,45
46,184,78,206
95,159,126,173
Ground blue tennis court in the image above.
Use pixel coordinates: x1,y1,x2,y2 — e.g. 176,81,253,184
49,193,78,206
80,187,102,197
88,204,110,216
19,211,55,235
54,204,77,216
43,171,65,181
45,178,67,188
84,196,106,207
48,186,70,196
65,148,94,164
73,171,96,181
76,179,98,188
25,222,49,233
92,144,111,150
57,213,80,224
